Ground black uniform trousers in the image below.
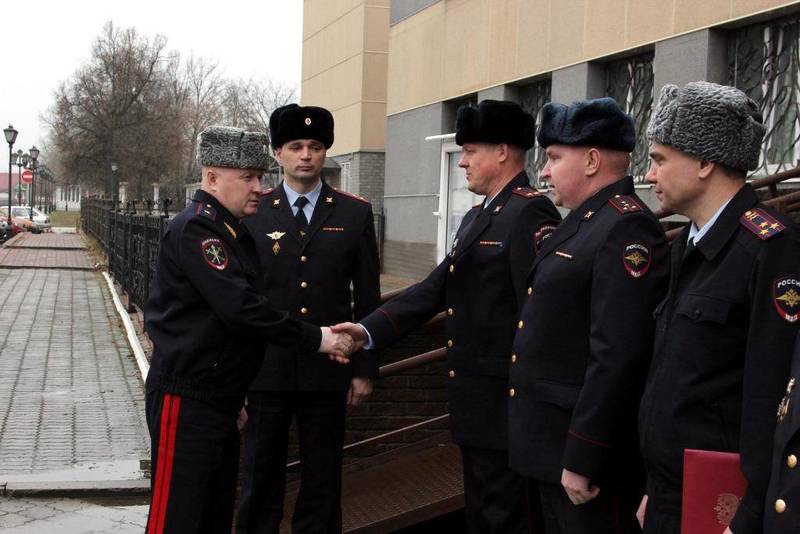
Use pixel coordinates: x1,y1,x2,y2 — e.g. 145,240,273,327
460,446,529,534
236,390,347,534
535,482,641,534
145,390,240,534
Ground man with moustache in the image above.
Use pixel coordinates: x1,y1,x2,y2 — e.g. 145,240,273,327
508,97,669,533
236,105,381,534
639,81,800,534
333,99,562,533
144,125,353,534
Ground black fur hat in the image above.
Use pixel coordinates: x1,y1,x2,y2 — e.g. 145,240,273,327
537,97,635,152
455,100,536,150
269,104,334,149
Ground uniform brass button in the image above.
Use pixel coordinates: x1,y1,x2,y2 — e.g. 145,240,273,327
300,281,308,289
527,287,533,295
775,499,787,514
788,454,798,469
449,264,455,273
447,308,454,316
509,388,516,398
511,353,517,363
300,255,308,263
447,339,453,348
518,320,524,329
300,307,308,315
448,370,455,378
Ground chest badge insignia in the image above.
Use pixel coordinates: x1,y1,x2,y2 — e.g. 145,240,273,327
267,231,285,255
325,196,334,204
622,243,651,278
773,276,800,323
201,238,228,270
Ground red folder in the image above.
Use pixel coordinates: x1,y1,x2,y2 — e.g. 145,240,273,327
681,449,748,534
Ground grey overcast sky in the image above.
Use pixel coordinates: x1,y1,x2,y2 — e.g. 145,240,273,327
0,0,302,172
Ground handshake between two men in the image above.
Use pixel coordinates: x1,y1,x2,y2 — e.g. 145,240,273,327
318,323,369,364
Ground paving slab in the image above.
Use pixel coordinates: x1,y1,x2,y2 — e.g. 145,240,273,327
0,496,148,533
4,233,86,250
0,269,150,491
0,249,94,270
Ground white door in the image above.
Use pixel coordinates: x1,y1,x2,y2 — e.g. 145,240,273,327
435,142,481,262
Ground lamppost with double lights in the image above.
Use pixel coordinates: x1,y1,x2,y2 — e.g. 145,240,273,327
4,125,18,225
28,146,39,220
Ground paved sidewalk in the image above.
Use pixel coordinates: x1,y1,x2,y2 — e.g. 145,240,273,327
4,233,86,249
0,233,150,492
0,495,148,533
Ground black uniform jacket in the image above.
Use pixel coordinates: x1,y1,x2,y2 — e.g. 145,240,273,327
361,171,561,449
509,176,668,489
765,332,800,534
243,181,381,391
145,190,321,409
639,185,800,534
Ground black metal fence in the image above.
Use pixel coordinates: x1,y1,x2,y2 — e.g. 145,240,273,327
82,198,173,311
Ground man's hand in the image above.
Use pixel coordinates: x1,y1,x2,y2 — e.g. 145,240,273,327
347,377,373,407
330,322,368,347
561,468,600,505
723,528,733,534
637,495,647,528
319,327,354,363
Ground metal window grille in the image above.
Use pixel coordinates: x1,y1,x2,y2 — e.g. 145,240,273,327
519,80,552,188
605,53,655,182
729,16,800,175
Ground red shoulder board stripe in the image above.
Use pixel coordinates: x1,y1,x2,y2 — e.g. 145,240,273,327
512,187,542,199
608,195,642,214
740,208,786,240
260,188,275,196
333,188,369,203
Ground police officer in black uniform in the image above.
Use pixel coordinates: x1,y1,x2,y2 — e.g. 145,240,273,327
639,82,800,534
765,331,800,534
334,100,562,533
143,125,353,534
235,105,381,534
508,97,669,534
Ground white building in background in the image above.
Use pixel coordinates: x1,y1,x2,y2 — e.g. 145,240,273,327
55,185,82,211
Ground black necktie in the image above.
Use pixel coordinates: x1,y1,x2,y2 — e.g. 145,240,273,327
294,196,309,232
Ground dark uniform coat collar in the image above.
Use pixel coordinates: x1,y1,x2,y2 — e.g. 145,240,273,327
269,180,337,251
454,171,530,260
192,189,244,240
532,176,634,270
688,184,758,262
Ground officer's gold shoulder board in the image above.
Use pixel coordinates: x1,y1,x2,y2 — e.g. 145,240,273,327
512,187,542,199
195,202,217,221
740,207,786,240
622,242,651,278
608,194,642,214
333,188,368,204
260,188,275,196
201,238,228,271
773,275,800,323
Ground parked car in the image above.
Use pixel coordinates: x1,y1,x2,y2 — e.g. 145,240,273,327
0,217,22,242
0,208,42,233
9,206,51,232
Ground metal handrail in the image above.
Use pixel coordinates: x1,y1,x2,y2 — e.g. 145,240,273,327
379,347,447,378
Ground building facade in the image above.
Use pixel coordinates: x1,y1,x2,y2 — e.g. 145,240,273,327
303,0,800,279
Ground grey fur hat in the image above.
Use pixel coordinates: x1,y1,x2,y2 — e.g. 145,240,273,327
647,81,765,171
197,125,270,171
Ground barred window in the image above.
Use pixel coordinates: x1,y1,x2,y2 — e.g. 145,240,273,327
605,53,655,182
519,79,551,189
729,16,800,175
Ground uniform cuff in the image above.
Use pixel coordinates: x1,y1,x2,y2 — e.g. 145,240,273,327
562,429,610,481
301,322,323,354
729,489,763,534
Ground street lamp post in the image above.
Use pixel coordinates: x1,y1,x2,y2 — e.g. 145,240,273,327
4,125,18,225
28,146,39,220
111,162,119,209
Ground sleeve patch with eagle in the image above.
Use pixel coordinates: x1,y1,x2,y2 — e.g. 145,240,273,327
622,242,651,278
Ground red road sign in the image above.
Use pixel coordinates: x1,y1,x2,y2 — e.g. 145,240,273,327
21,170,33,184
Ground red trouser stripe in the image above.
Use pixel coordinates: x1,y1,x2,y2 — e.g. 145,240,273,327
147,393,181,534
